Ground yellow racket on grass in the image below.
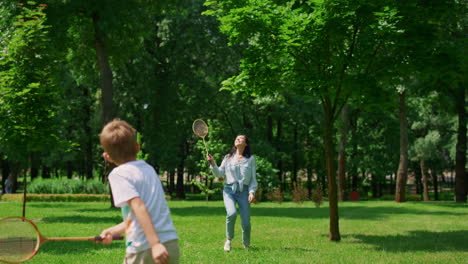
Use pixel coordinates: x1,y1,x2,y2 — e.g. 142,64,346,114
0,216,123,263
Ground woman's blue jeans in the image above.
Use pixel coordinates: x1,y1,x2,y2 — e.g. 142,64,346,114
223,184,251,246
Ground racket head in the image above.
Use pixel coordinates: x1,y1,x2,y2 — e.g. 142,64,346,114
0,216,41,263
192,119,209,138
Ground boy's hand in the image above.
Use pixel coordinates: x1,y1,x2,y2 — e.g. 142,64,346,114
98,230,114,245
151,243,169,264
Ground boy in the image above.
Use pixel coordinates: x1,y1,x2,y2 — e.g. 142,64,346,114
99,119,179,264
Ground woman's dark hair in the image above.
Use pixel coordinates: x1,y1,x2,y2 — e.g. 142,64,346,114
228,135,251,158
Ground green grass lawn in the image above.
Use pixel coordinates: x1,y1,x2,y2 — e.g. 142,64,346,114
0,200,466,264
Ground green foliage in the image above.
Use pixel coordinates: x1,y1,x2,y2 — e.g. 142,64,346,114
190,119,229,200
0,1,62,162
411,131,441,160
190,179,220,201
136,132,149,161
28,178,109,194
0,0,463,202
255,155,279,193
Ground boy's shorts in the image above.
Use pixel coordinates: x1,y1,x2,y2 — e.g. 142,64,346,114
123,239,180,264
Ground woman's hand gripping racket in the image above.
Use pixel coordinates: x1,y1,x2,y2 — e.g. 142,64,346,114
192,119,209,156
0,216,123,263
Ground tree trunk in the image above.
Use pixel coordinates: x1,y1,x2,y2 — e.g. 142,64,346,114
8,162,21,193
276,118,284,190
307,166,313,199
323,103,340,241
371,174,378,198
395,91,408,202
169,170,175,194
266,114,273,143
430,169,438,201
1,158,9,193
292,125,298,183
338,104,348,201
176,167,185,199
454,83,467,203
176,142,186,199
420,159,429,201
82,85,94,180
22,171,27,218
390,173,395,195
350,114,358,192
42,166,51,179
92,13,114,124
104,162,116,208
30,152,39,180
414,161,422,195
440,171,446,184
66,161,73,179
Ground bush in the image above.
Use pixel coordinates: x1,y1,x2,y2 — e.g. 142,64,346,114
28,178,109,194
255,156,279,200
1,193,110,202
406,194,422,201
311,183,324,207
266,188,284,204
292,182,309,204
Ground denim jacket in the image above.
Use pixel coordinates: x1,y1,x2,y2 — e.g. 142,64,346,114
211,154,258,194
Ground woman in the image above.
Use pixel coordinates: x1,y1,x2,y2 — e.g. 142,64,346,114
207,135,258,252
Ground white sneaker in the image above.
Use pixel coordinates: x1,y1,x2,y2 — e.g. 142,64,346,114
224,240,231,252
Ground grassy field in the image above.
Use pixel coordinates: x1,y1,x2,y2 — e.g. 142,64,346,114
0,200,466,264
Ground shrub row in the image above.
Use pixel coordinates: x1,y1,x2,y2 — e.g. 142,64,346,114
28,178,109,194
0,193,111,202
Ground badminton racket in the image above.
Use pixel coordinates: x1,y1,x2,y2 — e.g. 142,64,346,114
192,119,209,156
0,216,123,263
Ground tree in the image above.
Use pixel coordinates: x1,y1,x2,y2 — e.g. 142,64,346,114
0,2,66,217
395,89,409,202
391,0,467,202
0,1,62,187
205,0,406,241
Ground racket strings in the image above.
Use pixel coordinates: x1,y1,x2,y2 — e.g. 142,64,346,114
0,219,38,262
193,120,208,137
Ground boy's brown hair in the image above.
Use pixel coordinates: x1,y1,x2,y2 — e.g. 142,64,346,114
100,119,137,164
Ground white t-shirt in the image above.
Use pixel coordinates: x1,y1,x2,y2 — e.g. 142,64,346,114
109,160,178,254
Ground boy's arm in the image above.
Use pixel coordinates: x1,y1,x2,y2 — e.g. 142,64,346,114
128,196,169,264
99,222,126,245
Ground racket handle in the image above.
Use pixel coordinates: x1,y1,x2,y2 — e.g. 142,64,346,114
202,138,209,155
94,235,124,241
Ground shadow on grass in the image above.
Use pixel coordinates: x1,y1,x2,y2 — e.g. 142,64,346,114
41,215,121,224
74,207,120,213
170,205,330,219
417,202,468,209
347,230,468,252
39,240,124,255
27,203,83,208
170,204,466,219
244,246,316,252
